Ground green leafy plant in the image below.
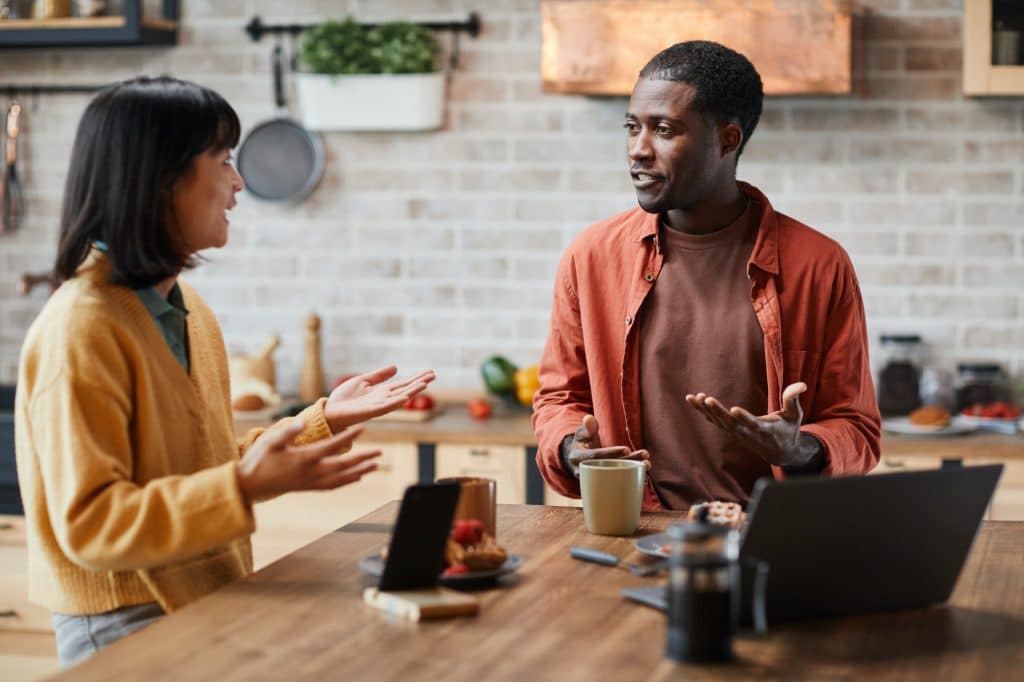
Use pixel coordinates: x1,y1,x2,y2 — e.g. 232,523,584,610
300,17,440,75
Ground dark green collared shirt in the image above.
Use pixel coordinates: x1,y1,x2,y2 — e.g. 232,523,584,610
93,241,190,372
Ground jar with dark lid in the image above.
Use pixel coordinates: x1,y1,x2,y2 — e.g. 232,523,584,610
954,363,1013,413
876,335,923,417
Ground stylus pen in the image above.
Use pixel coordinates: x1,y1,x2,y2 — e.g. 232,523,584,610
570,547,667,576
570,546,620,566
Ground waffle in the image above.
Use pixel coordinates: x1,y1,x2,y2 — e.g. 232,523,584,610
687,500,746,528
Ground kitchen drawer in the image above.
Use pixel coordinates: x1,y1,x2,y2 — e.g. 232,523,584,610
435,444,526,504
982,460,1024,521
357,440,419,501
544,485,582,507
990,488,1024,521
0,630,59,682
251,441,417,570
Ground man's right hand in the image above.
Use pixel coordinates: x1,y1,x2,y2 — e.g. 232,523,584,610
562,414,650,478
236,421,381,504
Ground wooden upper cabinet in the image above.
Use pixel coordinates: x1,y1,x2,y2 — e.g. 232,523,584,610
540,0,852,96
963,0,1024,95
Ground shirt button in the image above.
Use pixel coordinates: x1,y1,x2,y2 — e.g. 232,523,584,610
625,316,632,325
644,274,654,282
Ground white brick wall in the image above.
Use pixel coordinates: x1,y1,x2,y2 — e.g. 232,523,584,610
1,0,1022,393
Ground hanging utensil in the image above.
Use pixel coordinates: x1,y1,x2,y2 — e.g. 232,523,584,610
1,102,24,234
236,37,324,203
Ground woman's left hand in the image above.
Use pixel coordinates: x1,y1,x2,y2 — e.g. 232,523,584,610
323,365,436,433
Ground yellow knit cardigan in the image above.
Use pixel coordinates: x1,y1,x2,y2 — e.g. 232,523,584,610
15,251,331,614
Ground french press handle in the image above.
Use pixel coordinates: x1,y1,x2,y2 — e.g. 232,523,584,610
741,555,770,636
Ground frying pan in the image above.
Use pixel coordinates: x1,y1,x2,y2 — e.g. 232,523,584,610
1,101,23,234
237,41,324,202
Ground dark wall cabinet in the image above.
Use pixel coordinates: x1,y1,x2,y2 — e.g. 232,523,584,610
0,0,177,49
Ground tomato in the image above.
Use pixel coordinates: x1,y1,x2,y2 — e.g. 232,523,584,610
409,394,434,411
443,563,470,577
467,397,492,420
403,396,416,410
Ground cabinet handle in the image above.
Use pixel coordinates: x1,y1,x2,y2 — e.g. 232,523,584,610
884,459,905,468
0,523,12,530
460,469,500,477
469,449,490,457
0,610,17,618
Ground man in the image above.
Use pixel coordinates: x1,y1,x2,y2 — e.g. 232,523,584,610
532,41,880,511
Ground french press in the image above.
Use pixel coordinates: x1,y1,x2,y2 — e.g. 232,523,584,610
665,522,767,663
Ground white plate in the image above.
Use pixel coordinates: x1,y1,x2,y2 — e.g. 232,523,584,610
957,416,1021,435
882,416,977,436
634,533,672,559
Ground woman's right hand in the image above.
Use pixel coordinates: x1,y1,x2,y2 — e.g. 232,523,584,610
236,421,380,504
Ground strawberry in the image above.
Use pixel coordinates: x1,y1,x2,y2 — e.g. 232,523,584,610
451,519,485,547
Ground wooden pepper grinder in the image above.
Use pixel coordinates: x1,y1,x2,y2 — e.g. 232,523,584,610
299,314,326,403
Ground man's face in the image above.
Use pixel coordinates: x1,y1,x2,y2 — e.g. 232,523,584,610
625,78,726,213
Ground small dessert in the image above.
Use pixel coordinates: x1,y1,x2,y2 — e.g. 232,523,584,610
687,500,746,528
443,518,508,575
909,405,951,427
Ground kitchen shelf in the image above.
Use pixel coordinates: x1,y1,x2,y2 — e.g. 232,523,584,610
964,0,1024,95
0,0,177,48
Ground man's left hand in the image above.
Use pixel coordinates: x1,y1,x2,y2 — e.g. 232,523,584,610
324,365,436,433
684,382,821,469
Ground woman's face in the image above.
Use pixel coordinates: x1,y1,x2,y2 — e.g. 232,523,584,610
169,147,244,254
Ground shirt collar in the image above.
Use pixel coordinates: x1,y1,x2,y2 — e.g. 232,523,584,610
631,181,780,276
135,284,188,319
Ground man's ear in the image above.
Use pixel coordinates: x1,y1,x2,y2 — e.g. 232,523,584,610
717,121,744,159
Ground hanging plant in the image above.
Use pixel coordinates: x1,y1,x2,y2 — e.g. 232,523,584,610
300,17,440,75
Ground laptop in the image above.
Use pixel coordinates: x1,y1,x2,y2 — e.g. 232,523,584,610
623,464,1003,624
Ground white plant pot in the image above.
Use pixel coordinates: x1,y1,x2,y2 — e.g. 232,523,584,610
295,72,446,132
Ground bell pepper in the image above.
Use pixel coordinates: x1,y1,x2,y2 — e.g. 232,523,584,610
514,364,541,406
481,355,518,395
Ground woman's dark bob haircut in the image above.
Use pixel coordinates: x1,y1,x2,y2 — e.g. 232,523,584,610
54,76,240,287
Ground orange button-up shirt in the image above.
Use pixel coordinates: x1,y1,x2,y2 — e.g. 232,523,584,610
532,183,881,510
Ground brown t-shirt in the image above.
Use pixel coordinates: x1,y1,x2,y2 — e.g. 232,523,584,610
638,200,770,509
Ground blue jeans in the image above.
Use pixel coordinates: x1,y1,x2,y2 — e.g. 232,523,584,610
51,602,164,668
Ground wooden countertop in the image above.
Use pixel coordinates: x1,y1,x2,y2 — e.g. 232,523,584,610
57,504,1024,680
239,406,1024,459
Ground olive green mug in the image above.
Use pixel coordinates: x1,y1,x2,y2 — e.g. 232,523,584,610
579,459,645,536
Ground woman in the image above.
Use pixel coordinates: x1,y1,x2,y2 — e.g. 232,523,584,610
14,76,434,667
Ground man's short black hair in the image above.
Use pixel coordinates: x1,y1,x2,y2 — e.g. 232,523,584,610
639,40,763,157
55,76,241,288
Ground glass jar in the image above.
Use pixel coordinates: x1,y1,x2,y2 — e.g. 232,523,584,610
876,335,923,417
954,363,1013,414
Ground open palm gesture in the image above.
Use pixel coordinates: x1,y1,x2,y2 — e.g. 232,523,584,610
685,382,808,467
324,365,436,433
